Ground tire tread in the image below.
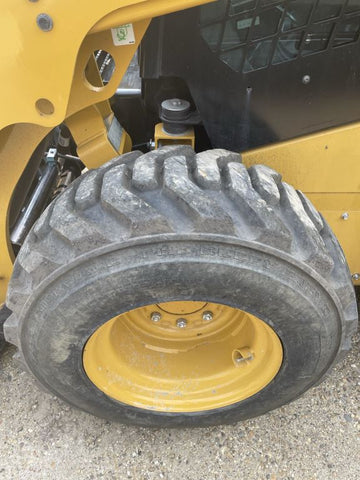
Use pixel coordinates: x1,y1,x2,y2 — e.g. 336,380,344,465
4,146,357,371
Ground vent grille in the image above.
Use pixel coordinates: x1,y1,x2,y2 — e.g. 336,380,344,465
200,0,360,73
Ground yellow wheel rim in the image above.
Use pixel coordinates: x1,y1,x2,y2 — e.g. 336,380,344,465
83,302,283,412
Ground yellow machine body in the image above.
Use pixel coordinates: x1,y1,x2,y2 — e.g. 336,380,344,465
0,0,359,305
0,0,210,302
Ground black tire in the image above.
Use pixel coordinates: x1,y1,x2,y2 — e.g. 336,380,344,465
4,146,358,427
0,329,6,354
0,305,11,354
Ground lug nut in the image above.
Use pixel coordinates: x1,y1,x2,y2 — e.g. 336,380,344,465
151,312,161,323
176,318,187,328
352,273,360,281
202,311,213,321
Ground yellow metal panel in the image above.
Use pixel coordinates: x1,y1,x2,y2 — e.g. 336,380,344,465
306,194,360,283
243,124,360,282
0,0,213,302
0,124,50,302
66,105,132,168
1,0,359,301
90,0,215,33
243,122,360,192
65,21,150,118
0,0,212,130
154,123,195,148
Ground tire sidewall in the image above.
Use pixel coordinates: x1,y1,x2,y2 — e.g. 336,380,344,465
20,237,342,427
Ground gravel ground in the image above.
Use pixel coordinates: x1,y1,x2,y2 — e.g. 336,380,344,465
0,334,359,480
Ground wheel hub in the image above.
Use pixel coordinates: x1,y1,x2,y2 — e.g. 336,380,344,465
83,301,283,412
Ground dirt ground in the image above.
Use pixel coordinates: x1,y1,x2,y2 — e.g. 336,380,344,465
0,333,359,480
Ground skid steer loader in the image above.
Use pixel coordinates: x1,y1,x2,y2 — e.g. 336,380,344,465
0,0,358,427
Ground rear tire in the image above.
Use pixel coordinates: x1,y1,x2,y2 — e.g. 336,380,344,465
4,146,358,427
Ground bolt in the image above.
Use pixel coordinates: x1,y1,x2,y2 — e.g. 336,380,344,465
341,212,349,220
36,14,54,32
235,355,253,365
176,318,187,328
202,311,213,321
302,75,311,85
352,273,360,281
151,312,161,323
233,349,254,365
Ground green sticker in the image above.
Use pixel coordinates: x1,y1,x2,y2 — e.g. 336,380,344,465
111,24,136,46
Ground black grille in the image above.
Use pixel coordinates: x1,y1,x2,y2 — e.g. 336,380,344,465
200,0,360,72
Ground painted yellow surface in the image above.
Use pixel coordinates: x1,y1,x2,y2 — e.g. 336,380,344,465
0,124,50,301
155,123,196,148
0,0,210,130
243,122,360,282
66,105,132,169
83,301,283,412
1,0,360,304
0,0,212,303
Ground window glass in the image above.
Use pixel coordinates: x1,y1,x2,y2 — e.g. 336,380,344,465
222,16,252,49
220,47,245,71
200,0,227,24
244,39,274,71
273,31,303,63
345,0,360,14
313,0,342,22
260,0,283,7
201,23,223,51
302,22,334,55
333,15,360,46
230,0,256,15
199,0,360,73
251,8,282,39
282,1,314,31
